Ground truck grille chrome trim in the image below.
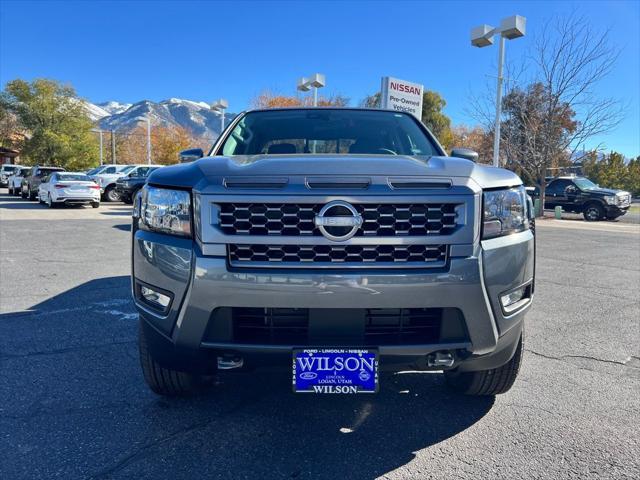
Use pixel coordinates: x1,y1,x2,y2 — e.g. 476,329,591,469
228,244,447,268
218,203,459,237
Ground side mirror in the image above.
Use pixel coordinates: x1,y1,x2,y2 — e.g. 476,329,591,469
179,148,204,163
565,185,578,194
450,148,479,163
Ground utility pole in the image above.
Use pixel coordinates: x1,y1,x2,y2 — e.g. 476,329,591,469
99,130,103,165
146,118,152,165
111,129,116,164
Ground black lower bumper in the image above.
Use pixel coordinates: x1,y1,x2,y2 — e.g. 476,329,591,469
605,205,629,218
140,313,523,375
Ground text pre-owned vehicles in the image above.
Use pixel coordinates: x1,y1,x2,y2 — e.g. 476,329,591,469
132,108,535,397
93,164,161,202
115,166,160,204
7,167,30,195
21,166,65,200
1,164,24,187
37,172,101,208
530,176,632,221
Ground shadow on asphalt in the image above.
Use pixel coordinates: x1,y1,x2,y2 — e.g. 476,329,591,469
1,276,496,479
113,223,132,231
0,191,46,209
0,191,115,210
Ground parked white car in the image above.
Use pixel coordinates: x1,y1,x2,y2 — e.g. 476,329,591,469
7,167,30,195
1,164,24,187
37,172,101,208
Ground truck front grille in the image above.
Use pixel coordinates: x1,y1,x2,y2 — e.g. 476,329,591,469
228,244,447,267
218,203,459,237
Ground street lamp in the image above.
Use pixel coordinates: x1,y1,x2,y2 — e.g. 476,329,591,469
211,99,228,135
296,73,325,106
471,15,526,167
91,128,104,165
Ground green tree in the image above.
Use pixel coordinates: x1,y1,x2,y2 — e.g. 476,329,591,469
421,90,452,148
626,157,640,196
1,79,98,170
583,151,640,196
360,90,453,148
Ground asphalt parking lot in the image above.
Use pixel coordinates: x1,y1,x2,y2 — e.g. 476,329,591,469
1,191,639,479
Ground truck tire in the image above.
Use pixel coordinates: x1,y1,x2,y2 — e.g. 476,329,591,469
138,321,212,396
583,203,604,221
444,331,523,396
104,185,121,202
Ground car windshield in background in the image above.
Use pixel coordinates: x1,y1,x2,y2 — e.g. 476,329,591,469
121,166,135,174
219,109,441,157
57,174,92,182
574,178,599,190
3,165,18,172
86,167,104,175
38,168,63,176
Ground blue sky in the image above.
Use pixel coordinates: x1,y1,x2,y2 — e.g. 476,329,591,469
1,0,638,156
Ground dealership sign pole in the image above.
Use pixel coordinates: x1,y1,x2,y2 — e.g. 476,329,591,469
380,77,424,121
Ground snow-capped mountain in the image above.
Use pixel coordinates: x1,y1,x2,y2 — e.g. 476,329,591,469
96,101,133,115
82,101,111,121
84,98,235,139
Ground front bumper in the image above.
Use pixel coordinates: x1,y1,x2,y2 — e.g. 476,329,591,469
115,184,135,198
605,205,629,217
132,227,534,374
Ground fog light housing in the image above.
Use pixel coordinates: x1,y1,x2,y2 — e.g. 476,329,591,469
139,285,171,312
500,284,531,314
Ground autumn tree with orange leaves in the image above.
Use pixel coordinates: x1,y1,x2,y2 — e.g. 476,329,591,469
251,90,349,109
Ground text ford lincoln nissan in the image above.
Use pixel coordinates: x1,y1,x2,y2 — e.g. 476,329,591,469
131,108,535,397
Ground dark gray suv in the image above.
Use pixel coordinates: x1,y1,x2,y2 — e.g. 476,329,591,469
132,108,535,397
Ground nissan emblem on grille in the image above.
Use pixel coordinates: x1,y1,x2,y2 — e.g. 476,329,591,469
314,200,363,241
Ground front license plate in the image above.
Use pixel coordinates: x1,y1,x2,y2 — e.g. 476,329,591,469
293,349,378,394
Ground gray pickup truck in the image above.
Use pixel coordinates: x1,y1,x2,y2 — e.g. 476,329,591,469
132,108,535,397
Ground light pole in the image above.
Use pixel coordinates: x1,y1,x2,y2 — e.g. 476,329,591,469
146,117,152,165
471,15,526,167
296,73,325,107
211,99,228,136
91,129,104,165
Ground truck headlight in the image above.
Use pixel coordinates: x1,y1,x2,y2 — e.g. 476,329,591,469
482,186,528,239
139,186,192,237
604,195,616,205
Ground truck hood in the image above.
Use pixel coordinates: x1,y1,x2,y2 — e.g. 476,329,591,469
147,154,523,191
583,187,628,196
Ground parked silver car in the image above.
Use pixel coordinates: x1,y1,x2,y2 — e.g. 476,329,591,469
92,164,161,202
7,167,30,195
132,108,535,398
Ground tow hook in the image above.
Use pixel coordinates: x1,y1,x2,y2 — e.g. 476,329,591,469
217,355,244,370
426,351,455,368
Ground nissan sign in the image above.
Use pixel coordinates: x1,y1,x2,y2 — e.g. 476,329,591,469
380,76,424,120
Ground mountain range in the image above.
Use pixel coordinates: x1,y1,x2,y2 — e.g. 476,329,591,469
84,98,235,140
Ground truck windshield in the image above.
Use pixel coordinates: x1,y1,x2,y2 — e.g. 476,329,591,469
218,109,442,157
574,178,598,190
